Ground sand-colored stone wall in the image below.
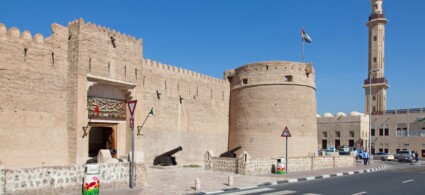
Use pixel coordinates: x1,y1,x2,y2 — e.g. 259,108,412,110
205,151,355,176
0,22,70,167
227,61,317,158
141,59,230,165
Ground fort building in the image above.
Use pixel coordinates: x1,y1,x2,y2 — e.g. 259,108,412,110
0,19,318,168
226,61,317,158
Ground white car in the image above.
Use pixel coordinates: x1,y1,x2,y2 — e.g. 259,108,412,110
373,152,394,161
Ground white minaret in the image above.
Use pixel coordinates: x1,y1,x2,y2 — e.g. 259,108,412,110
364,0,389,114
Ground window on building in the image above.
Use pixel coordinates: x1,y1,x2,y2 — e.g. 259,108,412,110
349,131,354,138
322,131,327,138
373,57,377,62
373,95,376,101
284,75,293,82
242,78,248,85
371,128,375,136
379,148,383,153
384,148,389,153
335,131,340,138
384,128,389,136
379,128,384,136
373,36,377,41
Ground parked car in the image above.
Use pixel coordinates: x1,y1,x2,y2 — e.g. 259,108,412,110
394,150,413,162
339,147,351,155
373,152,394,161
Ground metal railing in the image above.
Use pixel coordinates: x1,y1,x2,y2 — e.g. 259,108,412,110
364,77,388,85
369,13,385,21
372,108,425,115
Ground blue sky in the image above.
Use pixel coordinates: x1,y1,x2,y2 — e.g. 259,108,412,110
1,0,424,115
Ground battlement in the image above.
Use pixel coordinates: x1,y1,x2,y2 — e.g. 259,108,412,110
0,22,66,45
143,58,227,85
67,18,142,47
226,61,316,90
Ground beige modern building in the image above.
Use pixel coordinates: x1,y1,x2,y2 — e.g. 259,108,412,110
371,109,425,156
317,112,369,150
319,0,425,157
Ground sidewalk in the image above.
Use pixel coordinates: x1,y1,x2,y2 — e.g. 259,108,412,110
80,160,388,195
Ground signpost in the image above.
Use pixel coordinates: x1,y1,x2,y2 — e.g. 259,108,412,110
127,100,137,188
281,126,291,173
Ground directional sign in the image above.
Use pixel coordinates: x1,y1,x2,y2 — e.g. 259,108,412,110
127,100,138,117
281,126,292,137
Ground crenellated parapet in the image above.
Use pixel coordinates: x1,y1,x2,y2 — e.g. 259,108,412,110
0,22,68,46
226,61,316,90
67,18,142,50
143,58,228,85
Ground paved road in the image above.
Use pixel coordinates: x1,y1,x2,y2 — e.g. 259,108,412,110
215,163,425,195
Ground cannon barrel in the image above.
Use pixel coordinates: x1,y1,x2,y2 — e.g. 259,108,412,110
153,146,183,166
219,146,242,158
157,146,183,157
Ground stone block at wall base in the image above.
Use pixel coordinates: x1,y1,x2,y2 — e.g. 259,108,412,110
0,165,5,195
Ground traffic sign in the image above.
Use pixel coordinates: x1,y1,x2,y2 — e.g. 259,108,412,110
127,100,137,117
130,118,134,129
281,126,291,137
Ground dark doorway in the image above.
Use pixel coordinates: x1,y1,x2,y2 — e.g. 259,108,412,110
88,127,115,157
335,140,340,148
349,140,354,147
322,140,327,149
422,150,425,157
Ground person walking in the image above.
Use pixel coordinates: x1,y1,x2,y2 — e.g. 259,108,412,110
415,151,419,164
363,150,370,165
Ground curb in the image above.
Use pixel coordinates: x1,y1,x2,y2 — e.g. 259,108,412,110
184,164,389,195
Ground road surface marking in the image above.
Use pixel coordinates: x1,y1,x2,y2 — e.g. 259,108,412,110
238,186,256,190
402,179,414,183
303,193,322,195
287,179,298,183
352,192,367,195
262,190,296,195
306,176,315,180
227,187,273,195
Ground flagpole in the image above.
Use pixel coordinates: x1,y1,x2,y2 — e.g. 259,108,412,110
302,39,305,63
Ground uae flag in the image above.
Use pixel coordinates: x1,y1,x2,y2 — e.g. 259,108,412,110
301,28,312,43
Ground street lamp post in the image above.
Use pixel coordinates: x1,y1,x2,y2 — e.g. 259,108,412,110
369,69,379,162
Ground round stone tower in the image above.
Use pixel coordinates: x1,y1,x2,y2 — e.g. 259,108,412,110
225,61,317,158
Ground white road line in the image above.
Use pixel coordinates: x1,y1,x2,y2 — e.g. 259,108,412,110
303,193,322,195
238,186,257,190
336,173,343,176
402,179,414,183
262,190,296,195
227,187,274,195
322,175,330,178
206,190,224,194
352,191,367,195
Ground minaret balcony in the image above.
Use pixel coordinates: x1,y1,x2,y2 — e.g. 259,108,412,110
363,77,389,87
369,13,385,21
